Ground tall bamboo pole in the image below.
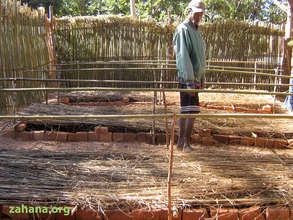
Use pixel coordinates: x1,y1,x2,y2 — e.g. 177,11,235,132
167,113,176,220
2,87,293,97
1,113,293,121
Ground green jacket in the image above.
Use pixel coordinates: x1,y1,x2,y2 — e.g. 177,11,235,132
173,19,206,85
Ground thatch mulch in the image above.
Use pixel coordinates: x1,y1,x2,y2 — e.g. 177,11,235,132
1,143,293,210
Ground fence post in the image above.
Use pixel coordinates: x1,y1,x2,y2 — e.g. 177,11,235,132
254,61,257,90
45,6,56,103
45,72,48,105
273,67,280,113
11,76,16,117
152,70,157,144
163,90,170,147
46,6,55,82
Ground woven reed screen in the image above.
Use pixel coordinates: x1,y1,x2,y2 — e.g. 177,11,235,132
55,17,284,62
54,16,284,88
0,0,49,114
201,20,284,90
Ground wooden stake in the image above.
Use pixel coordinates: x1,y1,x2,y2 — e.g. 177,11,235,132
163,90,170,147
152,91,156,144
167,113,176,220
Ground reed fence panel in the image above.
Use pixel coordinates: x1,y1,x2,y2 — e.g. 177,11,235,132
53,16,284,89
54,16,175,89
202,20,284,88
0,0,49,114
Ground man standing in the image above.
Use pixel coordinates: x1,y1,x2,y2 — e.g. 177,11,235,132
173,0,206,152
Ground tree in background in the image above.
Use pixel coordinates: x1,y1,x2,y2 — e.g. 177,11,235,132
134,0,188,22
204,0,286,24
21,0,287,25
57,0,91,16
20,0,62,15
21,0,132,16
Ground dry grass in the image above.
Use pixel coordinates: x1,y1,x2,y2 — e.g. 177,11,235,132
1,140,293,210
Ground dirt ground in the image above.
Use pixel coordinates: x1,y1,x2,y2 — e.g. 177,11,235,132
1,91,293,209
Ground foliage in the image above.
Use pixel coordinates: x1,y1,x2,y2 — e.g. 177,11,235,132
20,0,62,15
262,0,288,24
204,0,286,24
21,0,287,25
134,0,188,22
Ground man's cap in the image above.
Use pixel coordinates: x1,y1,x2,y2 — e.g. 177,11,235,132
187,0,205,13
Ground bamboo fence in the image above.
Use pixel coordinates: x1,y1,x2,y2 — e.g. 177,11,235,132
53,15,174,90
54,17,284,63
24,60,286,90
0,0,50,114
52,16,285,89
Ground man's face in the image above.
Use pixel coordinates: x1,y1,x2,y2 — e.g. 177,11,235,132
191,11,204,26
